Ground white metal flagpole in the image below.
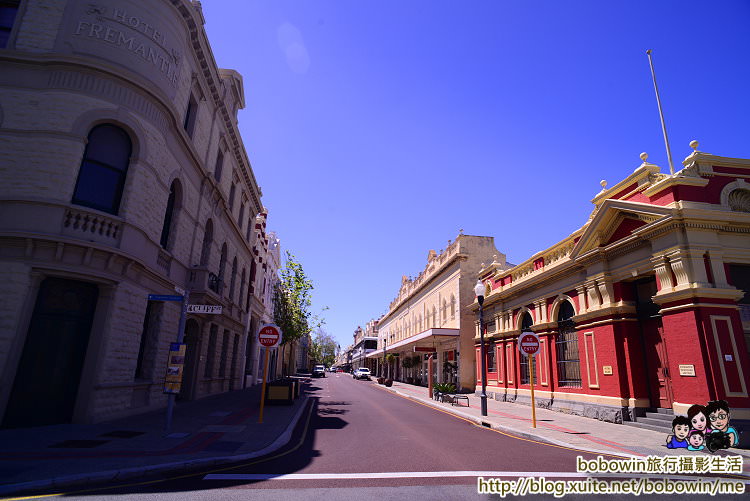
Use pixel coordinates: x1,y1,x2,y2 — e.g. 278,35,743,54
646,49,675,175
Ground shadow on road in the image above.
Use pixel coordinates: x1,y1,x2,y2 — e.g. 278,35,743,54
51,385,346,497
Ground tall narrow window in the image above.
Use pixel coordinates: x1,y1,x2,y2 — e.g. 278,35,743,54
205,324,218,378
200,219,213,266
556,301,581,387
238,203,245,229
219,330,229,377
159,181,179,249
450,295,456,319
229,182,236,210
218,243,227,295
184,94,197,136
0,1,20,48
432,307,437,328
519,313,533,384
230,334,239,389
486,345,496,372
72,124,132,215
229,256,238,301
239,268,246,309
246,217,253,241
214,150,224,182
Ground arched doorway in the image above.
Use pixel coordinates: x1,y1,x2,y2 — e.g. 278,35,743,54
178,319,201,401
2,277,98,428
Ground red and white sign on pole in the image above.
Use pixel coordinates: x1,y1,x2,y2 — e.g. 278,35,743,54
518,332,540,356
257,324,281,424
518,330,540,429
258,324,281,348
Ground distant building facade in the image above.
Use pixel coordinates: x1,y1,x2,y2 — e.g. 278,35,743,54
474,147,750,424
0,0,273,427
368,234,509,390
351,320,378,371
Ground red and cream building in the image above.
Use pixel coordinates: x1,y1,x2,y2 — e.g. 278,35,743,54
474,144,750,425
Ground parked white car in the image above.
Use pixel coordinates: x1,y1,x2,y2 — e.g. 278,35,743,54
353,368,371,380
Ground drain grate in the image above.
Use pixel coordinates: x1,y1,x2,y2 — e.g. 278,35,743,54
99,430,145,438
48,439,110,448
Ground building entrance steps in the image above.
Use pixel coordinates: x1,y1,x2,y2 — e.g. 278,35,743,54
624,410,675,434
372,380,750,465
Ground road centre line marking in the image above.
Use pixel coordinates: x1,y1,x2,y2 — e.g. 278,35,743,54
203,472,746,481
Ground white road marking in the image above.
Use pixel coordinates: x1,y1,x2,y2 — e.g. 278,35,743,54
203,471,745,481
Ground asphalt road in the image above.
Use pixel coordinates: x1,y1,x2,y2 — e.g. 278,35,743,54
20,374,746,501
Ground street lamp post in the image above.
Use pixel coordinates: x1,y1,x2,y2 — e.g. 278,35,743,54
382,338,387,378
474,280,488,417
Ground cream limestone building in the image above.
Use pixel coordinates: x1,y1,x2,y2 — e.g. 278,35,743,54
367,234,510,390
0,0,276,427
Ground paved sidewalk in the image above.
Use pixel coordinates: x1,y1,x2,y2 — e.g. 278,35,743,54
0,381,312,497
375,380,750,463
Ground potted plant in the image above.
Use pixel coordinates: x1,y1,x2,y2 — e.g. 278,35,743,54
433,382,457,402
377,377,385,384
384,379,393,387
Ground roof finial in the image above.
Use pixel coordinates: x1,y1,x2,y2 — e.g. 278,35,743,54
689,140,699,152
600,179,608,190
640,152,648,162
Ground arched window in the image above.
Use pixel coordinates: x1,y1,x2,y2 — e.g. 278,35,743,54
72,124,132,214
239,268,246,309
159,180,181,249
218,243,227,295
200,219,213,266
229,256,238,301
555,301,580,387
432,306,437,328
442,299,447,322
519,313,534,384
450,295,456,319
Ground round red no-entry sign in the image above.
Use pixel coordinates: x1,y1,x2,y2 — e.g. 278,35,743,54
258,324,281,348
518,332,540,356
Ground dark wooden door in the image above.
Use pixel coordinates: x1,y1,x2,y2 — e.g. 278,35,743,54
642,316,674,408
635,278,674,409
2,278,98,428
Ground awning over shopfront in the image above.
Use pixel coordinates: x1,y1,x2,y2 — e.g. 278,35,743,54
365,328,460,358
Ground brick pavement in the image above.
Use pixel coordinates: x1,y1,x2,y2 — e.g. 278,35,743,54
0,381,311,497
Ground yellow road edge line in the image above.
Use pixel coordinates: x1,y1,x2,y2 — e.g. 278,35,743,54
1,398,317,501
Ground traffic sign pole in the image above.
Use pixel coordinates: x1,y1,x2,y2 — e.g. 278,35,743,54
518,331,540,429
258,348,270,424
530,354,536,428
256,324,281,424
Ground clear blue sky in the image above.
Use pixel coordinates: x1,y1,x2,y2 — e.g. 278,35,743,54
201,0,750,351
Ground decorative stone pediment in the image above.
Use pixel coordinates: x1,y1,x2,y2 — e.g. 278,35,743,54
570,199,673,259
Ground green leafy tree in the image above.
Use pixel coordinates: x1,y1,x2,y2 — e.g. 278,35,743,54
309,329,337,367
272,252,324,374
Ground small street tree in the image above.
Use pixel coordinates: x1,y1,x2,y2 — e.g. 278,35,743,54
272,252,323,374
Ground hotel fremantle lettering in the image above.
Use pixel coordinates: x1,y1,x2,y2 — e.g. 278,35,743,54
73,6,180,87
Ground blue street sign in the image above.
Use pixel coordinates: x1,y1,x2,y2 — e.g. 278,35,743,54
148,294,183,302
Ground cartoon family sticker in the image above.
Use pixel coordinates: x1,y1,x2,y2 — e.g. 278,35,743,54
665,400,739,453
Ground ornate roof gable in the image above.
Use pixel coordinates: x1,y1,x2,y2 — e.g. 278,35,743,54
570,199,674,259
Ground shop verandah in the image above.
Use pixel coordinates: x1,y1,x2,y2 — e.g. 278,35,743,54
366,328,461,387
